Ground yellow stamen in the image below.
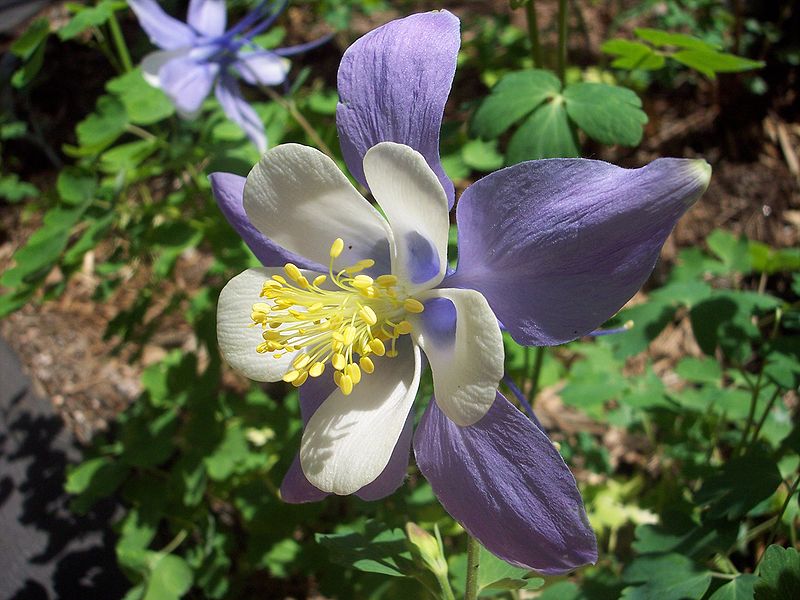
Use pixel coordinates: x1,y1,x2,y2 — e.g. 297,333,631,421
404,298,425,313
360,356,375,374
248,238,422,395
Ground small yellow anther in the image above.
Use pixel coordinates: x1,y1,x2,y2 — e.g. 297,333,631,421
293,354,311,369
272,274,287,285
343,326,357,345
309,362,325,377
308,302,323,312
359,356,375,374
359,305,377,326
345,259,375,274
284,263,302,282
386,349,399,358
333,371,342,386
347,363,362,384
369,338,386,356
292,371,309,387
282,370,301,383
404,298,425,313
395,320,413,335
330,238,344,258
312,275,327,287
332,353,346,371
375,274,398,287
351,275,374,290
339,374,354,396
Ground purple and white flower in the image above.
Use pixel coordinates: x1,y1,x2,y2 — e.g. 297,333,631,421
129,0,324,151
212,11,711,573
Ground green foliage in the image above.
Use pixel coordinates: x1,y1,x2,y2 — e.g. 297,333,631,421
472,69,647,162
603,27,764,79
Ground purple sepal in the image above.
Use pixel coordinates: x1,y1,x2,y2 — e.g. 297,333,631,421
215,76,267,152
129,0,196,50
280,374,413,503
188,0,227,38
448,158,710,346
159,54,218,115
209,172,321,270
413,393,598,574
336,11,459,208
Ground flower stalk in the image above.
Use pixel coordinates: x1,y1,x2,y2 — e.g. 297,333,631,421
464,534,481,600
524,0,543,68
557,0,569,84
108,10,133,72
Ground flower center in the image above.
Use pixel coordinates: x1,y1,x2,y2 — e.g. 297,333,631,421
250,238,424,396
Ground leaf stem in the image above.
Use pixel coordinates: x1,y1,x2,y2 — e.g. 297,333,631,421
464,535,480,600
260,86,335,159
734,368,762,456
758,472,800,565
747,386,782,447
557,0,569,84
526,346,545,408
524,1,543,68
108,11,133,72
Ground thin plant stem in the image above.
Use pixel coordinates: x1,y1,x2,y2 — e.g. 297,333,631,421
524,0,543,68
108,11,133,72
758,472,800,565
526,346,545,408
464,534,480,600
735,369,763,457
557,0,569,84
260,86,335,159
748,386,782,448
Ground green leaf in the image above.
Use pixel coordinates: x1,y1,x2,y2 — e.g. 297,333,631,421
755,546,800,600
461,139,504,172
478,545,543,591
601,39,666,70
100,139,158,174
107,69,175,125
58,0,116,40
316,520,415,578
675,357,722,386
707,229,752,274
143,554,193,600
65,456,128,513
622,553,712,600
204,422,251,481
57,167,97,205
11,18,50,59
471,69,561,139
0,174,38,202
695,449,783,519
63,212,115,266
672,49,764,78
634,28,713,50
563,82,647,147
709,574,758,600
749,241,800,275
507,99,579,163
75,95,128,153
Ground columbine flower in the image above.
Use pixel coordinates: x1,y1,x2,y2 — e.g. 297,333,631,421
129,0,324,151
211,11,711,573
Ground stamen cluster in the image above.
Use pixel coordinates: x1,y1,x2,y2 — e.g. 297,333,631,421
250,239,424,395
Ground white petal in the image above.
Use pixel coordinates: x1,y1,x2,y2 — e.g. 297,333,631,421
244,144,393,271
140,48,189,88
217,267,313,381
363,142,449,290
300,342,421,495
410,288,503,426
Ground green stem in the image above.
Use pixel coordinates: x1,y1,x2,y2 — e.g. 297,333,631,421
464,535,480,600
526,346,545,408
524,1,543,68
748,386,782,447
735,369,763,457
108,11,133,72
759,472,800,565
557,0,569,84
260,86,335,159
